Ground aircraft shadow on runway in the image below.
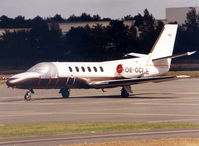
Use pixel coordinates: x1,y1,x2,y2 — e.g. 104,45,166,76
1,92,178,102
70,94,178,100
31,94,178,101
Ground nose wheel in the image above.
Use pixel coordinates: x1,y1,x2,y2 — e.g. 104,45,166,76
59,88,70,98
24,89,34,101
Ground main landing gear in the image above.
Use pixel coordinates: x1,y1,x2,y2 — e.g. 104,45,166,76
121,86,133,98
59,88,70,98
121,88,129,97
24,89,34,101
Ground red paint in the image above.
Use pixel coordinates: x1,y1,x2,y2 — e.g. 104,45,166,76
55,77,60,88
36,77,41,88
47,77,51,86
116,64,123,74
145,68,149,75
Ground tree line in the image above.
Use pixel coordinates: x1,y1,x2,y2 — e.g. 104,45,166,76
0,8,198,66
0,13,111,28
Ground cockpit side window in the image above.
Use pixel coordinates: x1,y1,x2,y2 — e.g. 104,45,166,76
27,63,49,74
27,62,58,79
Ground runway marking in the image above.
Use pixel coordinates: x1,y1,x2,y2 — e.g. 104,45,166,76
1,129,199,145
0,100,132,105
132,102,199,106
0,98,137,103
2,99,199,106
1,111,199,118
174,92,199,95
58,112,199,117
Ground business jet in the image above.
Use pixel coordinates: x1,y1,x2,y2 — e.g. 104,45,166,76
5,24,195,100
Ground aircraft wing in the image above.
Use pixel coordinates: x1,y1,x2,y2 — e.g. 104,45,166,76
90,76,189,88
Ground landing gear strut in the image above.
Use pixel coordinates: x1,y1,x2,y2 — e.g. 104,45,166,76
24,89,34,101
121,88,129,98
59,88,70,98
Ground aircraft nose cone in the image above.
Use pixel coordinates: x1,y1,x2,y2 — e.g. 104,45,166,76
6,78,16,88
6,72,41,89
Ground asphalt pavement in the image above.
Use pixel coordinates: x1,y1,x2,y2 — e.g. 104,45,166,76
0,78,199,145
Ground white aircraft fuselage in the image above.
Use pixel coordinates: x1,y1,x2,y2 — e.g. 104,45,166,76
7,57,166,89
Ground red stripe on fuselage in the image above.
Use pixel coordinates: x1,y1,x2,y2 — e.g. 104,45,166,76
55,77,59,88
47,77,51,86
36,77,41,88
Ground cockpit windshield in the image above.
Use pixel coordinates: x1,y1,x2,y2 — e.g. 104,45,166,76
27,63,49,74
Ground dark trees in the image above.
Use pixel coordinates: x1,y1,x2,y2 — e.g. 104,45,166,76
0,8,199,66
174,7,199,60
0,18,64,65
67,13,102,22
134,9,164,53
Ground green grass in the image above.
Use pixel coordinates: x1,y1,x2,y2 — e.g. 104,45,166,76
0,80,6,84
161,71,199,78
0,74,12,84
0,122,199,138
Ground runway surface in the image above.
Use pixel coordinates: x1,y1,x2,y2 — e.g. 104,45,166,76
1,78,199,124
1,78,199,145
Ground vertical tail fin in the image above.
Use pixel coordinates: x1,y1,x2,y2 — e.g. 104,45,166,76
149,24,178,60
145,24,178,75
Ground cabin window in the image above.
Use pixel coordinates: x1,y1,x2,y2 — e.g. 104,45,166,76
69,67,72,72
87,67,91,72
81,67,85,72
100,66,104,72
75,67,79,72
93,67,97,72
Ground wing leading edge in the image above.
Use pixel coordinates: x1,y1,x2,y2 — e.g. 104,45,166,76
90,76,189,88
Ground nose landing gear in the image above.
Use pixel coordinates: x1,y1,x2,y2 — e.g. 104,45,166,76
59,88,70,98
24,89,34,101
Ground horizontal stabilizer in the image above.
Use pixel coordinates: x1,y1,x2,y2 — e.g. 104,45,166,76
152,51,196,62
124,52,147,58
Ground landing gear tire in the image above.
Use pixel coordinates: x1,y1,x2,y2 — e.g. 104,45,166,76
59,88,70,98
24,89,34,101
61,91,69,98
121,88,129,98
24,91,31,101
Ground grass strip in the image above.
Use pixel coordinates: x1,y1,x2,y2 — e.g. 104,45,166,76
0,122,199,138
66,138,199,146
0,74,11,84
160,71,199,78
